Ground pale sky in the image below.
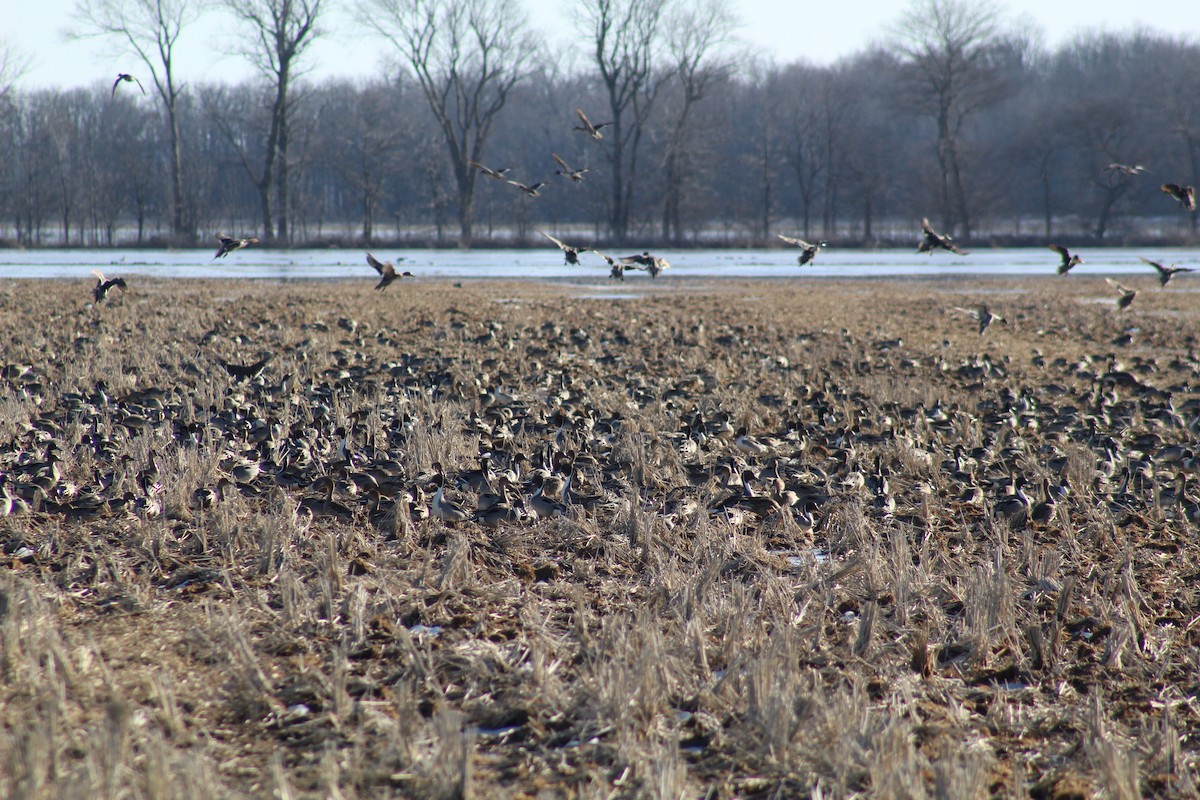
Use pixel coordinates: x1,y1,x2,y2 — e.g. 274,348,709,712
6,0,1200,90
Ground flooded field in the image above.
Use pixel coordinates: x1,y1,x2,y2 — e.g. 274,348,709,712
1,245,1198,282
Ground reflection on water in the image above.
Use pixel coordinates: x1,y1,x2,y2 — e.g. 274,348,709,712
0,247,1195,281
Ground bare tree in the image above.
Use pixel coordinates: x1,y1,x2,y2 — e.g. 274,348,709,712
577,0,671,242
779,63,831,240
1153,41,1200,234
316,80,409,243
358,0,538,244
73,0,200,242
659,0,736,243
221,0,326,243
890,0,1012,238
0,40,31,101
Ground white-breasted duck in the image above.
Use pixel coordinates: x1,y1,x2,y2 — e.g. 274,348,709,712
573,107,611,140
777,234,827,266
551,152,589,182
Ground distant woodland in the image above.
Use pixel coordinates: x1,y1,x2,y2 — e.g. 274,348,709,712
1,0,1198,249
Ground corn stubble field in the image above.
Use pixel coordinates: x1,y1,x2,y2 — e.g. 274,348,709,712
1,274,1198,799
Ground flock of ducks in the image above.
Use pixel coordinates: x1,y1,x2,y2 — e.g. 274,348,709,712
13,130,1200,559
7,271,1200,559
102,79,1196,303
466,107,611,202
537,233,672,281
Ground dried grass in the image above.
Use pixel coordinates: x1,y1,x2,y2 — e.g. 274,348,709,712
0,276,1197,798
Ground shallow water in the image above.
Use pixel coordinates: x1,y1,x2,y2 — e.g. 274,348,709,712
0,246,1196,281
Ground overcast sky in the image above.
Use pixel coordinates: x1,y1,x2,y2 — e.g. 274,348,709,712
7,0,1200,90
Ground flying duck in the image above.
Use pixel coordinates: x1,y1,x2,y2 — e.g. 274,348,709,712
551,152,589,182
506,179,545,197
366,252,413,290
953,303,1006,335
469,161,511,181
591,250,624,281
1105,278,1138,310
918,218,967,255
621,251,669,278
777,234,827,266
1139,256,1194,287
573,108,612,140
111,73,145,98
1049,244,1083,274
540,232,585,265
1161,183,1197,211
214,234,260,259
91,270,127,303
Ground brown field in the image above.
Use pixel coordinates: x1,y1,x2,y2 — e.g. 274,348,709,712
1,274,1199,799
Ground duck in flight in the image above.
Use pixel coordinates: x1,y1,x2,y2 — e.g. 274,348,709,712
540,232,585,265
1161,183,1197,211
91,270,127,303
214,234,259,259
621,251,669,278
1106,278,1138,310
573,108,612,140
1049,244,1083,274
111,73,145,98
552,152,589,183
217,354,272,380
366,252,413,290
777,234,827,266
592,250,625,281
1139,256,1195,286
918,218,967,255
1105,163,1146,176
506,179,545,197
953,303,1005,335
469,161,511,181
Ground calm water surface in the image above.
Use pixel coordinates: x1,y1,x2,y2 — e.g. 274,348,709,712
0,247,1196,282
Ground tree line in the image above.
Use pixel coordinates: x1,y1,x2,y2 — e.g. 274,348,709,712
1,0,1198,249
